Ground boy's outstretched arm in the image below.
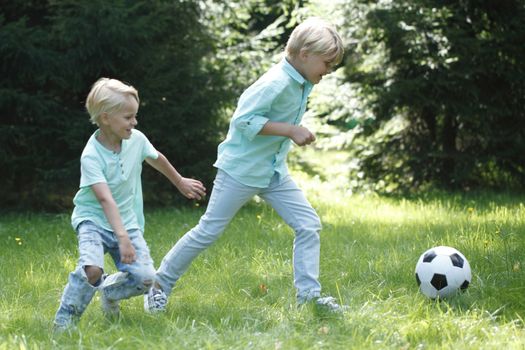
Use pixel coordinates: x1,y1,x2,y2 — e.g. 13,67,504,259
91,182,136,264
145,151,206,200
259,121,316,146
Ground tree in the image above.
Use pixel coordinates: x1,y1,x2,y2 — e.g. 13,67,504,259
0,0,309,210
331,0,525,192
0,0,230,209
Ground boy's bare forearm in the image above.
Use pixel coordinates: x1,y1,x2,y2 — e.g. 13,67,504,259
146,152,206,200
91,182,136,263
91,183,128,238
258,121,293,137
258,121,315,146
146,152,182,187
100,201,128,238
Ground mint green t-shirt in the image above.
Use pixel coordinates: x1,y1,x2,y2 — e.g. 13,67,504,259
71,129,158,232
214,58,313,187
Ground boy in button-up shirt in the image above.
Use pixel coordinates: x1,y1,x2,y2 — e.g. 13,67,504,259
146,18,346,313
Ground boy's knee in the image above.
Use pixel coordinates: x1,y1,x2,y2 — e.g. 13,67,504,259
133,267,155,288
190,217,228,243
304,215,322,231
295,216,322,237
311,216,322,232
84,266,103,285
141,274,154,288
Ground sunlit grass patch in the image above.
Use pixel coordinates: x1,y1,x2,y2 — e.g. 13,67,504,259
1,162,524,348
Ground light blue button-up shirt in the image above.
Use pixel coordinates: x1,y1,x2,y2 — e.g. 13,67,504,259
214,58,314,188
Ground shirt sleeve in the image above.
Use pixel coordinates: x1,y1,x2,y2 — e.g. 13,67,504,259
79,153,106,188
232,83,282,141
141,133,159,160
131,129,159,160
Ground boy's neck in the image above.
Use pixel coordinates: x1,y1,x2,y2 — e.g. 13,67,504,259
96,129,122,153
285,55,307,81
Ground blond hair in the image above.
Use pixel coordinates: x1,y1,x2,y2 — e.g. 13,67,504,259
85,78,139,125
285,18,344,65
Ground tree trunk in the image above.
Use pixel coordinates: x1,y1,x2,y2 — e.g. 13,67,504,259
441,112,457,187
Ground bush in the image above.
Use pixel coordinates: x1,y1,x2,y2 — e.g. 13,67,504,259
0,0,231,210
316,0,525,193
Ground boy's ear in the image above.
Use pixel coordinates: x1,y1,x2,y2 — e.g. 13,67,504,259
299,49,309,61
99,112,110,125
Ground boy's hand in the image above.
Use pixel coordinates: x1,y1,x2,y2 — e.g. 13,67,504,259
290,125,316,146
117,235,136,264
176,177,207,200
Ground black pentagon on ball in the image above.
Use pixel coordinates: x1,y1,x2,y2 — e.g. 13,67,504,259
430,273,447,290
415,273,421,286
460,280,469,290
449,253,464,268
423,250,437,263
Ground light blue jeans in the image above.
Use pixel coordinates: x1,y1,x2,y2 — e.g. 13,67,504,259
156,170,322,303
54,221,155,326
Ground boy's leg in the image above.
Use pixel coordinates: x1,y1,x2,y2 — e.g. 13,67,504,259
100,228,155,303
259,174,322,303
155,170,257,296
54,221,105,329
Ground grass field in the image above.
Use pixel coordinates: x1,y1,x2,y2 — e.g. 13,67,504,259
1,157,524,349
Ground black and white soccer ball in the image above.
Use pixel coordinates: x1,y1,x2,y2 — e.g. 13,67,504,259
415,246,472,299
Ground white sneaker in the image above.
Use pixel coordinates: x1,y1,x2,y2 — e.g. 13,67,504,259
314,296,348,313
144,286,167,313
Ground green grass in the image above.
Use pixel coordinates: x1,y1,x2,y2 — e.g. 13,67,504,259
1,165,525,349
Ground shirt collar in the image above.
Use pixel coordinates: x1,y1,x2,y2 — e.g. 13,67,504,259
281,58,311,87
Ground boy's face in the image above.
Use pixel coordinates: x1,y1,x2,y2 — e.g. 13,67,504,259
298,51,335,84
102,97,139,140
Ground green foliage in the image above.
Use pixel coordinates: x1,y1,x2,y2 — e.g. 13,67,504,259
202,0,306,96
327,0,525,193
0,0,228,210
0,0,307,211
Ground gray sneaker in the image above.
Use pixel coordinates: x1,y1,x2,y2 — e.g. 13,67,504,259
53,322,77,335
99,273,125,317
100,290,120,317
314,296,348,313
144,286,167,313
53,305,79,335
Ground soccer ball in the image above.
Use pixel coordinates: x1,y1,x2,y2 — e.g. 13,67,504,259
415,246,472,299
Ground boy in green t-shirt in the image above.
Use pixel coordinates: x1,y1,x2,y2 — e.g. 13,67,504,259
54,78,206,332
